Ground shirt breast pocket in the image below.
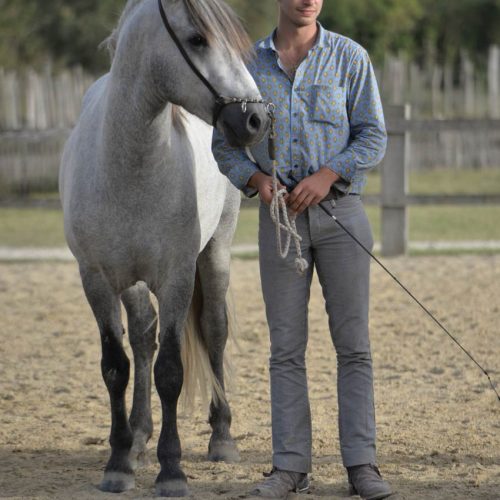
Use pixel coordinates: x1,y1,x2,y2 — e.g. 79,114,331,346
309,84,346,128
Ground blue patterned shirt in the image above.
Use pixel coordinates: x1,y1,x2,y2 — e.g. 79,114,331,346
212,24,387,196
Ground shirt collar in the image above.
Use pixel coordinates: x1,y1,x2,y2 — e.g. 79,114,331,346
256,22,328,52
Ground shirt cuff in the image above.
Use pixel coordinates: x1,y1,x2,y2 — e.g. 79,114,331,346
326,151,356,181
229,162,260,198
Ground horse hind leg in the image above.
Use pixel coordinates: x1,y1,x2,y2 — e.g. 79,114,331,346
80,267,134,493
197,238,240,463
121,282,157,470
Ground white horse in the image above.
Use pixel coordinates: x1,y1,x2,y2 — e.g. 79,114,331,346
59,0,269,496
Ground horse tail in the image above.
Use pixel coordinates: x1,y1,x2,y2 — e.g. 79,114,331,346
180,270,233,409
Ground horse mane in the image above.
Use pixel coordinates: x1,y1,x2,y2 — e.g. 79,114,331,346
101,0,144,60
101,0,253,62
184,0,254,62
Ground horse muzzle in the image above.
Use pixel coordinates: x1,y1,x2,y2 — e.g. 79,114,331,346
217,101,270,148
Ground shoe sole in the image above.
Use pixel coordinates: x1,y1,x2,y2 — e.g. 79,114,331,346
296,482,310,494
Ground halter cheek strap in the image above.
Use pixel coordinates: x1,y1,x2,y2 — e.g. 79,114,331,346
158,0,219,100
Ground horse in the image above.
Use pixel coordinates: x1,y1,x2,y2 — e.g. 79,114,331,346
58,0,269,496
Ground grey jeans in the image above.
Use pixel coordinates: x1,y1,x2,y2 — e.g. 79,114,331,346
258,195,376,472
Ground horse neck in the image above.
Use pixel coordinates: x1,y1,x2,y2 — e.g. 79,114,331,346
101,63,175,180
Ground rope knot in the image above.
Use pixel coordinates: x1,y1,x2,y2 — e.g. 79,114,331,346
269,163,307,276
295,257,309,275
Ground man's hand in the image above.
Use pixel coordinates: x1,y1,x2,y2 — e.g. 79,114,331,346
248,172,287,205
287,167,340,214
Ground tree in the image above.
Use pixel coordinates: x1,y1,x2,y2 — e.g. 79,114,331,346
0,0,123,71
318,0,423,63
0,0,498,72
415,0,500,66
227,0,276,41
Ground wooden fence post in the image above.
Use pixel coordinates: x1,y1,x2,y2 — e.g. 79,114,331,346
381,104,411,256
489,45,500,119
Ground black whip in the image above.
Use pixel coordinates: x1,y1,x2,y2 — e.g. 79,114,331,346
285,171,500,403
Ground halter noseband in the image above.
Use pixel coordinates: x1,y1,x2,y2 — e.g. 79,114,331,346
157,0,268,127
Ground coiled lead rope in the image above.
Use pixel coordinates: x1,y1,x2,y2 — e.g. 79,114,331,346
267,106,308,275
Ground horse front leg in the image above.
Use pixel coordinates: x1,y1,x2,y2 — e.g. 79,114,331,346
121,282,157,470
80,267,134,493
197,240,239,463
154,270,195,497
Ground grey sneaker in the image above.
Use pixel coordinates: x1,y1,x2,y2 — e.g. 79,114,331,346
347,464,393,500
249,467,310,498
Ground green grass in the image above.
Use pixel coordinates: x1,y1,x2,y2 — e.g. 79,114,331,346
233,205,500,246
1,204,499,249
233,207,260,246
0,208,66,247
364,168,500,195
1,168,499,248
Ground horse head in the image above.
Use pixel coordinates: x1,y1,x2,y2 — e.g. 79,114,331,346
108,0,270,147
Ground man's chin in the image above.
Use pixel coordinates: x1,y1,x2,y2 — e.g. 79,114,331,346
293,17,318,27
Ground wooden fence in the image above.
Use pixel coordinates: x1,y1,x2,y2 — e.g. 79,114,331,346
377,46,500,119
379,105,500,256
0,128,70,194
0,66,89,193
1,57,500,207
0,66,93,130
0,69,500,255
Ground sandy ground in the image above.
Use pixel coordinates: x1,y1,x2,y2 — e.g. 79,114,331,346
0,256,499,499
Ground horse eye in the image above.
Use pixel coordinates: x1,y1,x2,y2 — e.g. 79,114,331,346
188,34,207,48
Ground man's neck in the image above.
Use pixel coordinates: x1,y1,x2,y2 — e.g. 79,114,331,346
274,21,318,53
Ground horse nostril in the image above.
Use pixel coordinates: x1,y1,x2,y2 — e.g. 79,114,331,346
248,113,261,132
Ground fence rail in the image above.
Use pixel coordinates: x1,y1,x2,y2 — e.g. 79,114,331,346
380,105,500,256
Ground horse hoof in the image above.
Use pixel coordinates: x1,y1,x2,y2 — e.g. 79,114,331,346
155,479,189,497
99,471,135,493
208,440,240,463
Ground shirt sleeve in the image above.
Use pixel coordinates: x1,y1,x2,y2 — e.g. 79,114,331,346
324,49,387,191
211,128,260,198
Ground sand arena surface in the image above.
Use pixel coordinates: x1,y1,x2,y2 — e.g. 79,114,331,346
0,256,499,499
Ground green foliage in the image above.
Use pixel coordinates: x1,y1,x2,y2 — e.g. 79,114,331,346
226,0,276,41
414,0,500,65
0,0,498,71
318,0,423,61
0,0,123,71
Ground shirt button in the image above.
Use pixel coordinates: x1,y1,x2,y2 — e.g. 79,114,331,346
293,138,298,143
294,164,299,169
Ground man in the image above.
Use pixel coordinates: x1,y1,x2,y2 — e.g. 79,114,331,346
212,1,393,499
